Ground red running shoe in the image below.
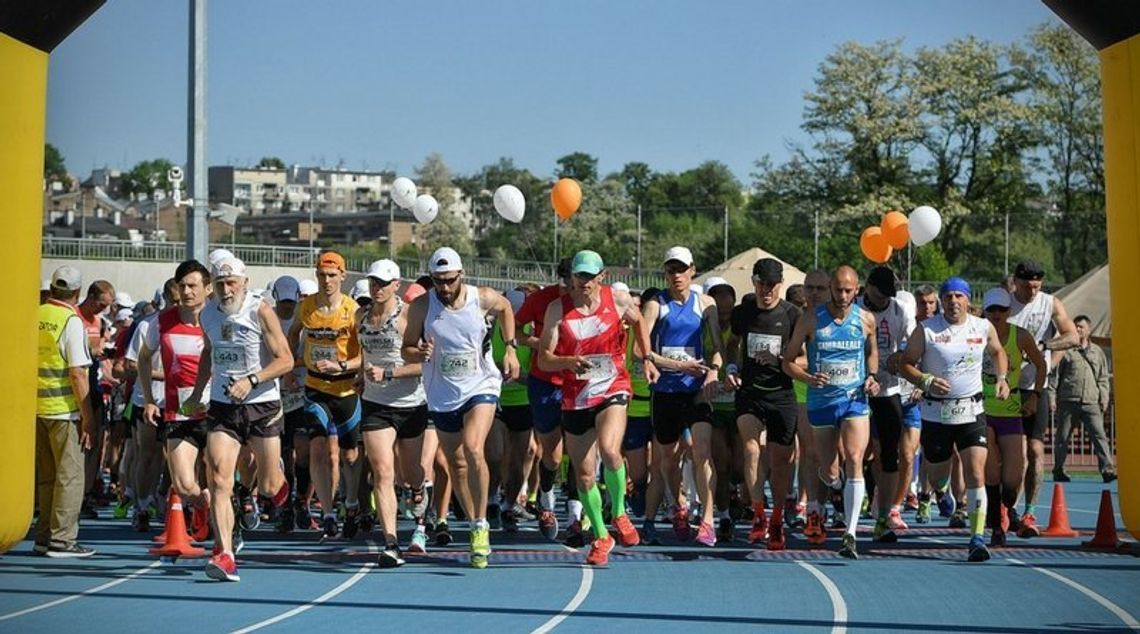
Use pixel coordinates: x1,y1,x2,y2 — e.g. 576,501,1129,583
1017,512,1040,538
748,511,769,544
805,510,827,547
586,535,614,566
205,552,240,582
767,522,786,551
612,514,640,547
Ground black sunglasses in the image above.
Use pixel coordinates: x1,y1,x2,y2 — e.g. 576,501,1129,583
431,275,461,287
573,272,599,282
368,277,396,288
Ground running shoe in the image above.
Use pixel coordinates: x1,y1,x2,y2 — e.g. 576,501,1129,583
717,517,735,543
905,492,919,512
46,543,95,558
887,508,908,531
804,510,827,547
134,509,150,533
343,507,361,540
275,502,295,534
232,527,245,554
378,544,405,568
696,520,716,547
294,498,312,530
936,490,955,518
872,518,898,543
564,520,587,548
792,504,807,529
672,506,691,541
830,511,847,531
434,521,453,546
915,498,932,524
1017,512,1040,538
586,535,615,566
205,552,240,582
829,485,845,518
783,498,798,528
539,509,559,542
612,514,640,547
748,512,769,544
513,502,535,522
322,515,339,539
80,498,98,520
767,522,786,551
990,525,1007,548
359,511,376,535
113,499,130,520
408,526,428,554
837,533,858,560
239,490,260,531
948,509,968,529
641,519,660,545
859,496,872,520
968,535,991,562
1052,470,1071,483
487,504,502,531
501,508,519,533
1104,472,1119,484
470,526,491,569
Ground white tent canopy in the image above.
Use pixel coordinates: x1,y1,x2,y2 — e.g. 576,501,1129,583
694,247,807,300
1055,264,1110,343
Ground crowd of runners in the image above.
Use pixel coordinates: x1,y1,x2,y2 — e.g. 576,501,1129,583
38,243,1116,581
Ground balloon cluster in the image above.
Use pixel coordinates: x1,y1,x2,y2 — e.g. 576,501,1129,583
390,175,586,227
859,206,943,263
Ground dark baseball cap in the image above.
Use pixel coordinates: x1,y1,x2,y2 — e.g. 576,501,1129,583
867,266,897,297
752,258,783,284
1015,260,1045,280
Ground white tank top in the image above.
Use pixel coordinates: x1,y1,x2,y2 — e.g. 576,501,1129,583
919,314,988,424
1008,290,1054,390
423,285,501,413
201,291,281,405
861,297,914,397
278,313,305,413
127,314,164,408
360,299,426,408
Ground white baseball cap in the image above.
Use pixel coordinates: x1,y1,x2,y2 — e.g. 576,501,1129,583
703,276,731,294
352,279,371,299
298,279,318,296
983,287,1012,310
366,259,401,282
611,282,630,295
663,246,694,266
114,308,133,322
208,248,235,267
51,265,82,292
211,257,247,280
114,291,133,308
429,247,463,274
272,276,301,302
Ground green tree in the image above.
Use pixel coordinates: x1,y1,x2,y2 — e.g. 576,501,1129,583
44,143,67,183
413,153,473,256
555,152,598,184
121,159,175,199
257,156,285,169
557,178,637,267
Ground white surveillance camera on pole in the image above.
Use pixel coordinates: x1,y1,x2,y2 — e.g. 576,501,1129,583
169,165,192,207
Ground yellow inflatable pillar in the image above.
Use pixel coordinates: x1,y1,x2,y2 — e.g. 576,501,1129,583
1045,1,1140,540
0,1,105,554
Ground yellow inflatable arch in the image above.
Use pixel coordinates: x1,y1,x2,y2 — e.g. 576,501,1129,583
1045,1,1140,541
0,1,1136,552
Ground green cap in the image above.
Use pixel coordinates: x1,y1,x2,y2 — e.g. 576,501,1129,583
571,250,604,275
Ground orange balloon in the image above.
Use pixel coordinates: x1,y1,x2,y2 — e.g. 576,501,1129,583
860,226,894,264
551,178,582,220
880,210,909,249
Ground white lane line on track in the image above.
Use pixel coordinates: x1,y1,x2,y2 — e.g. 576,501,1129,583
1008,558,1140,630
230,540,378,634
530,545,594,634
0,560,162,622
796,561,847,634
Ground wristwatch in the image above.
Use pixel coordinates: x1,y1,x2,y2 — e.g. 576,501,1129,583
339,360,348,372
247,374,260,388
383,367,394,382
506,338,519,349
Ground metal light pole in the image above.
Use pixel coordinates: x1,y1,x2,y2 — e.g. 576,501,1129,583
636,204,642,270
813,207,820,269
186,0,208,264
1004,209,1010,275
723,205,729,262
388,195,395,258
308,201,315,266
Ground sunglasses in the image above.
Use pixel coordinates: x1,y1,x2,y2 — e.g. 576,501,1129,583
369,278,396,288
985,305,1010,313
431,275,461,287
573,272,599,282
751,275,780,286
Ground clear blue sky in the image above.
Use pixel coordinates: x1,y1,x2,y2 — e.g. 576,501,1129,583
47,0,1062,184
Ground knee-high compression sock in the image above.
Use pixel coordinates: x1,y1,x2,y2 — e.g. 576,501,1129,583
604,464,628,519
1001,485,1019,513
843,479,865,538
967,487,987,537
295,465,311,502
579,484,607,540
985,484,1002,529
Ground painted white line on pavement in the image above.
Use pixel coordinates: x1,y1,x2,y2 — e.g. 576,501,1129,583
0,560,162,622
1009,558,1140,630
797,561,847,634
531,545,594,634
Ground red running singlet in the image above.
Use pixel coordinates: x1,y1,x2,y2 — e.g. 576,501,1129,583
554,285,631,411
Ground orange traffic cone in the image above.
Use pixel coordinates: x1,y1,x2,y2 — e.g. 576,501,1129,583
1041,483,1079,537
149,492,206,557
1082,489,1122,550
151,489,175,543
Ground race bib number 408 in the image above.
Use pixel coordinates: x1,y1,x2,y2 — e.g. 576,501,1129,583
819,360,859,385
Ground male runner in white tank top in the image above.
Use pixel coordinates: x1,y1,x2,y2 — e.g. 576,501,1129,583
403,247,520,569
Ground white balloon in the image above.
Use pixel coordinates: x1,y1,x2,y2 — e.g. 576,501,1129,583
412,194,438,224
493,184,526,223
909,205,942,246
392,177,418,209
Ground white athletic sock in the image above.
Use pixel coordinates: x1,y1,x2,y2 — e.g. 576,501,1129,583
568,499,583,521
541,489,556,512
682,459,698,505
844,479,865,538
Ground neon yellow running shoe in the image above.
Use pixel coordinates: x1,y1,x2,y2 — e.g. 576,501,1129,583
470,525,491,569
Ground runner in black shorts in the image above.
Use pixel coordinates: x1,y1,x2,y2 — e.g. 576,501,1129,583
726,257,801,550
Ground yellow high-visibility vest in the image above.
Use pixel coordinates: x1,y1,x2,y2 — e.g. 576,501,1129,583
38,302,80,416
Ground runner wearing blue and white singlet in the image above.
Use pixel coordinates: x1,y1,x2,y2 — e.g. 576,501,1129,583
782,266,879,559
